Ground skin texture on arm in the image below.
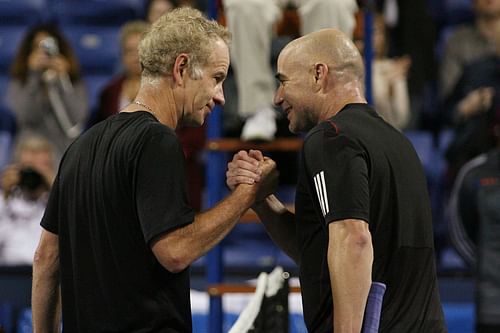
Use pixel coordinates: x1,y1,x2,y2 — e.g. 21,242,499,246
152,157,278,273
32,229,61,333
328,219,373,333
226,150,300,263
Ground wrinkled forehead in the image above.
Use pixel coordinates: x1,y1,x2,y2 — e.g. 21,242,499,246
206,38,230,69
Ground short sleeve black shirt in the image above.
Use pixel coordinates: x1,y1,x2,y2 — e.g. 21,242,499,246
296,104,447,332
41,112,195,332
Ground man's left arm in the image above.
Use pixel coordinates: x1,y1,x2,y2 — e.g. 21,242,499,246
32,229,61,333
305,130,373,331
328,219,373,333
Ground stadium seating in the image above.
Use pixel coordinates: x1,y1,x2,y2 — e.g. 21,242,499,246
404,130,448,228
0,0,47,25
0,26,30,75
0,302,13,333
62,25,121,75
50,0,142,26
0,75,9,104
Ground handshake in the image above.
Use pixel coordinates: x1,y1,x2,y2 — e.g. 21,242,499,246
226,149,279,203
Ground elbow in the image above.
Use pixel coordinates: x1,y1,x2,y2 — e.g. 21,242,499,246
347,231,372,253
33,248,57,264
339,227,373,261
33,248,59,277
352,230,371,247
156,247,192,273
162,258,190,274
152,233,195,273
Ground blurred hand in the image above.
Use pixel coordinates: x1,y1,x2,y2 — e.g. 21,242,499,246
457,87,494,119
1,165,21,199
28,48,51,72
388,55,411,81
42,55,71,84
49,55,70,77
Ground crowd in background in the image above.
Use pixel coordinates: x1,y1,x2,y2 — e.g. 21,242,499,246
0,0,499,332
0,0,498,298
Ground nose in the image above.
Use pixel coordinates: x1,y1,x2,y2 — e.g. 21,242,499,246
214,83,225,106
273,86,284,107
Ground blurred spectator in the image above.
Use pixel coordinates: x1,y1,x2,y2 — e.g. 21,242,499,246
88,20,150,127
145,0,179,23
6,24,88,162
439,0,500,102
0,135,55,266
373,0,438,130
448,118,500,333
371,13,411,130
223,0,358,141
145,0,206,22
443,19,500,181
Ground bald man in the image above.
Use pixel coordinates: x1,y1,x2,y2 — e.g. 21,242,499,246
227,29,447,332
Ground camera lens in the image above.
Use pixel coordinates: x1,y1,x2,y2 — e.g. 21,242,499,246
19,167,46,191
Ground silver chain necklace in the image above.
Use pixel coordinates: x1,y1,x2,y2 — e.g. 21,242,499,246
134,100,156,116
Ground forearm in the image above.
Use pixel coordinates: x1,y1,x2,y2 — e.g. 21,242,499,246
57,81,89,125
153,184,258,272
252,195,299,263
32,241,61,332
328,221,373,333
32,283,61,333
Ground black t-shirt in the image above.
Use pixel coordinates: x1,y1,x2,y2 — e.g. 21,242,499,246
41,111,196,332
296,104,447,332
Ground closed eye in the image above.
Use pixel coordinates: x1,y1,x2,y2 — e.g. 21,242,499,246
275,72,288,86
214,72,226,84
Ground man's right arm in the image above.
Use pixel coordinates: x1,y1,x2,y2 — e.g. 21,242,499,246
32,229,61,333
152,157,278,273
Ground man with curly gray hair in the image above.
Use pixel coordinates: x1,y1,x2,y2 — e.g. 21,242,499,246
32,7,277,332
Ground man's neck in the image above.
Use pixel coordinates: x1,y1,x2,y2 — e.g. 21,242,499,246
320,83,367,121
128,79,179,129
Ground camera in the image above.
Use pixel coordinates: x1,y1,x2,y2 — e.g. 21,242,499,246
39,36,59,57
18,167,47,191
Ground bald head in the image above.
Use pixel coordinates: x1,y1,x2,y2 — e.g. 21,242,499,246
280,28,364,83
274,28,366,130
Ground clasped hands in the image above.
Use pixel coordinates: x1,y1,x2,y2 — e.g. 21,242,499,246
226,149,279,203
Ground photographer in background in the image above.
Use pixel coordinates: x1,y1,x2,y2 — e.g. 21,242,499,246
0,135,55,265
7,24,88,163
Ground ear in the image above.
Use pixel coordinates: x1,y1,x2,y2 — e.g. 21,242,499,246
313,63,329,91
173,53,190,86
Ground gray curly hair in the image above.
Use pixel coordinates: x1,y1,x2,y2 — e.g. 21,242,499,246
138,7,231,79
